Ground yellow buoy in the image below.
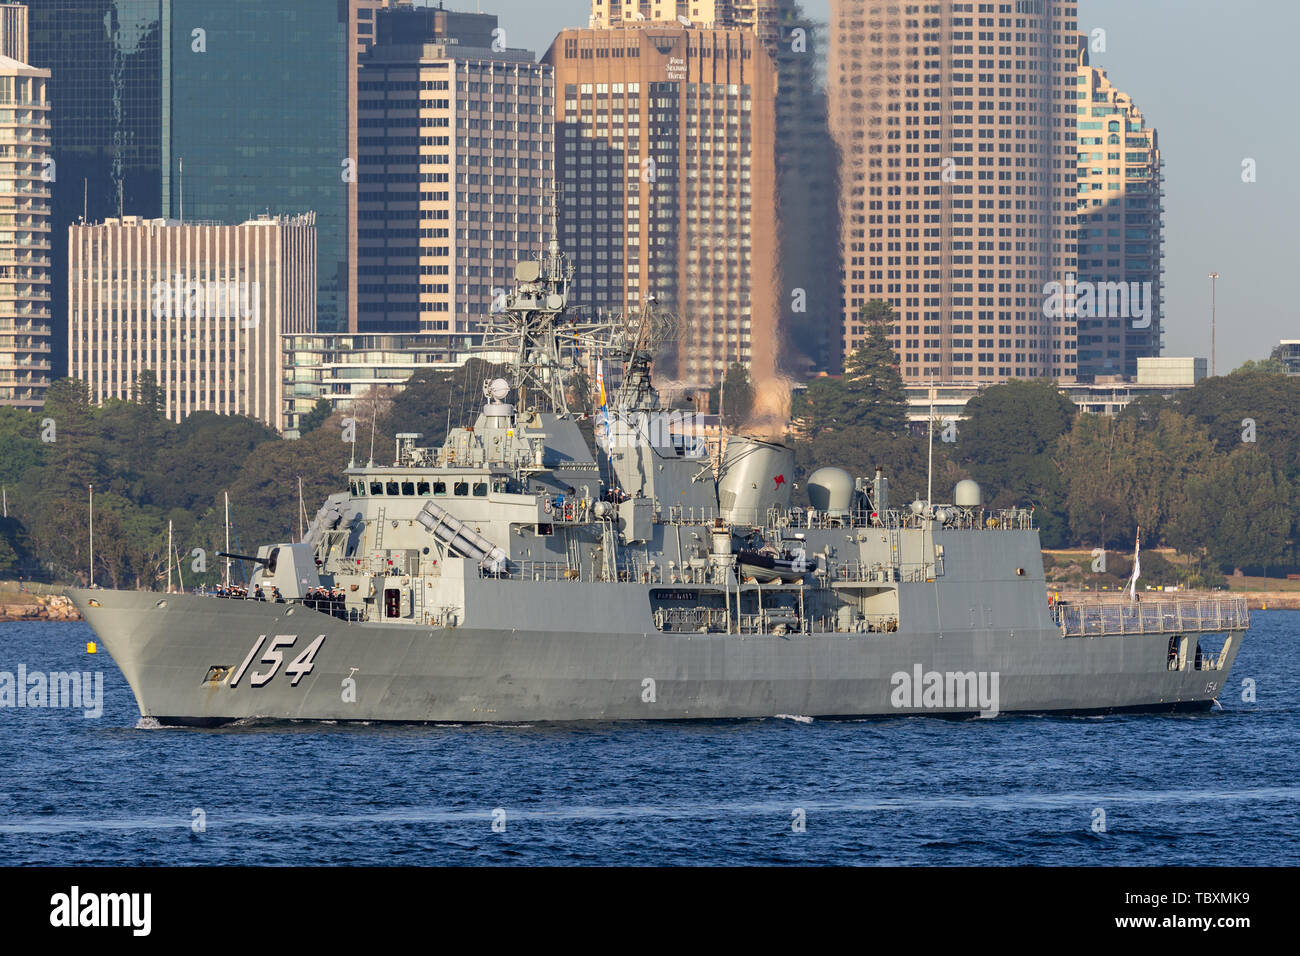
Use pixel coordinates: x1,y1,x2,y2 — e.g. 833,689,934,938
86,641,97,654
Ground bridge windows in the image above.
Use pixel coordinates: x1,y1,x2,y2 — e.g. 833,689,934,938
473,482,488,497
417,481,431,496
433,481,447,496
369,481,383,495
386,481,399,496
401,481,416,496
454,481,469,496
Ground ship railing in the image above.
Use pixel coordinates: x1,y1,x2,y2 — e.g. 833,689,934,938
767,507,1036,532
482,559,691,585
1054,596,1249,637
655,605,726,632
653,607,903,636
200,589,363,621
825,561,900,584
541,494,591,524
806,613,900,635
824,561,934,584
664,504,721,525
492,560,586,582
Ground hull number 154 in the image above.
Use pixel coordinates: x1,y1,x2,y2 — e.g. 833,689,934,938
230,634,326,689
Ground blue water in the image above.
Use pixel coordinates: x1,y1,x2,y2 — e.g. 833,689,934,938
1,615,1296,866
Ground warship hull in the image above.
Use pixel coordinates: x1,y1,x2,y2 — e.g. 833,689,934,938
71,587,1244,724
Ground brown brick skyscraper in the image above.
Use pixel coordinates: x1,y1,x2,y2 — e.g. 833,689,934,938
831,0,1079,383
545,23,779,392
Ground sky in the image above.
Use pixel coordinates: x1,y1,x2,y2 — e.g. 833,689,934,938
487,0,1296,372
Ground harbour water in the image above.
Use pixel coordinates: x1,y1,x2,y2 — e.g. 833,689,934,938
1,615,1296,866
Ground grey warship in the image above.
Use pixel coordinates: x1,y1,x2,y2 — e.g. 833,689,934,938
70,239,1250,725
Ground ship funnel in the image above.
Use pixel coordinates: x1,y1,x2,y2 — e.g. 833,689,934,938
717,436,794,526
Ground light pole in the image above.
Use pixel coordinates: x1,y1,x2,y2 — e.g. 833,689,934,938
1209,272,1219,376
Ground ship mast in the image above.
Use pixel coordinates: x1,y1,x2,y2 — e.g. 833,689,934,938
478,190,578,415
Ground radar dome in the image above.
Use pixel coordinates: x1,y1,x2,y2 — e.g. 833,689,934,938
954,479,983,507
807,467,855,516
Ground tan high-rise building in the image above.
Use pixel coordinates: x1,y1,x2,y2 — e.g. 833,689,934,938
0,3,27,62
545,22,778,387
0,42,51,409
69,214,316,431
831,0,1080,384
1075,49,1162,381
352,4,552,337
591,1,724,26
585,0,841,377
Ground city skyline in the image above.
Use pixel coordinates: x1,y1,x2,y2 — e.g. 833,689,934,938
3,0,1291,418
492,0,1296,374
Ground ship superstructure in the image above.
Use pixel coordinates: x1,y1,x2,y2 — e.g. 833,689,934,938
71,244,1249,724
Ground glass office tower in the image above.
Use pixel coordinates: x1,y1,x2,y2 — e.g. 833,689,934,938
165,0,346,331
25,0,165,378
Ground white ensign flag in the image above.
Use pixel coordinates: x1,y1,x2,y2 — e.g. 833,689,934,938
1127,528,1141,600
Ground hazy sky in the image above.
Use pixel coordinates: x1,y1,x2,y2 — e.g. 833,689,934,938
491,0,1296,372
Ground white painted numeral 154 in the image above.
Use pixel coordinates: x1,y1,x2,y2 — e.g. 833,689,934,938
230,634,326,688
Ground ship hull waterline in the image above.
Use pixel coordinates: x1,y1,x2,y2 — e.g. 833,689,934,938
69,589,1244,725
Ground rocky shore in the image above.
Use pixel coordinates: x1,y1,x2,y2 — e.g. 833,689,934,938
0,594,83,622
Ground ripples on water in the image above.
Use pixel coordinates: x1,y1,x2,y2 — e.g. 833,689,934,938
1,616,1296,865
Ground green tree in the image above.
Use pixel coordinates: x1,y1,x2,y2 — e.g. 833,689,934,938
794,302,907,437
0,534,16,574
1233,357,1288,376
384,358,507,443
840,300,907,434
790,376,846,438
1168,448,1291,574
719,363,754,425
0,407,46,486
1054,415,1136,549
298,399,332,435
131,369,164,416
957,378,1074,545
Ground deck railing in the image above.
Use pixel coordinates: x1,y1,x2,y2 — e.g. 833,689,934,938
1054,596,1249,637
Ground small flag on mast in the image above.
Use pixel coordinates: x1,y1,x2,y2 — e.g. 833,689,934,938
595,359,611,449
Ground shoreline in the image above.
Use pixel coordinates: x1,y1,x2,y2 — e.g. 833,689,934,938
1046,588,1299,611
0,594,83,622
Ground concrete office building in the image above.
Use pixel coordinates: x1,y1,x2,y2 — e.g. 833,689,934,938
545,20,778,388
831,0,1080,383
0,3,28,61
281,330,515,437
0,41,51,409
355,5,553,337
68,214,315,431
1074,49,1163,381
584,0,838,378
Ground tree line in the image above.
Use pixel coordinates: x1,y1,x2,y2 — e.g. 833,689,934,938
0,362,504,588
1,305,1295,588
789,302,1298,582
